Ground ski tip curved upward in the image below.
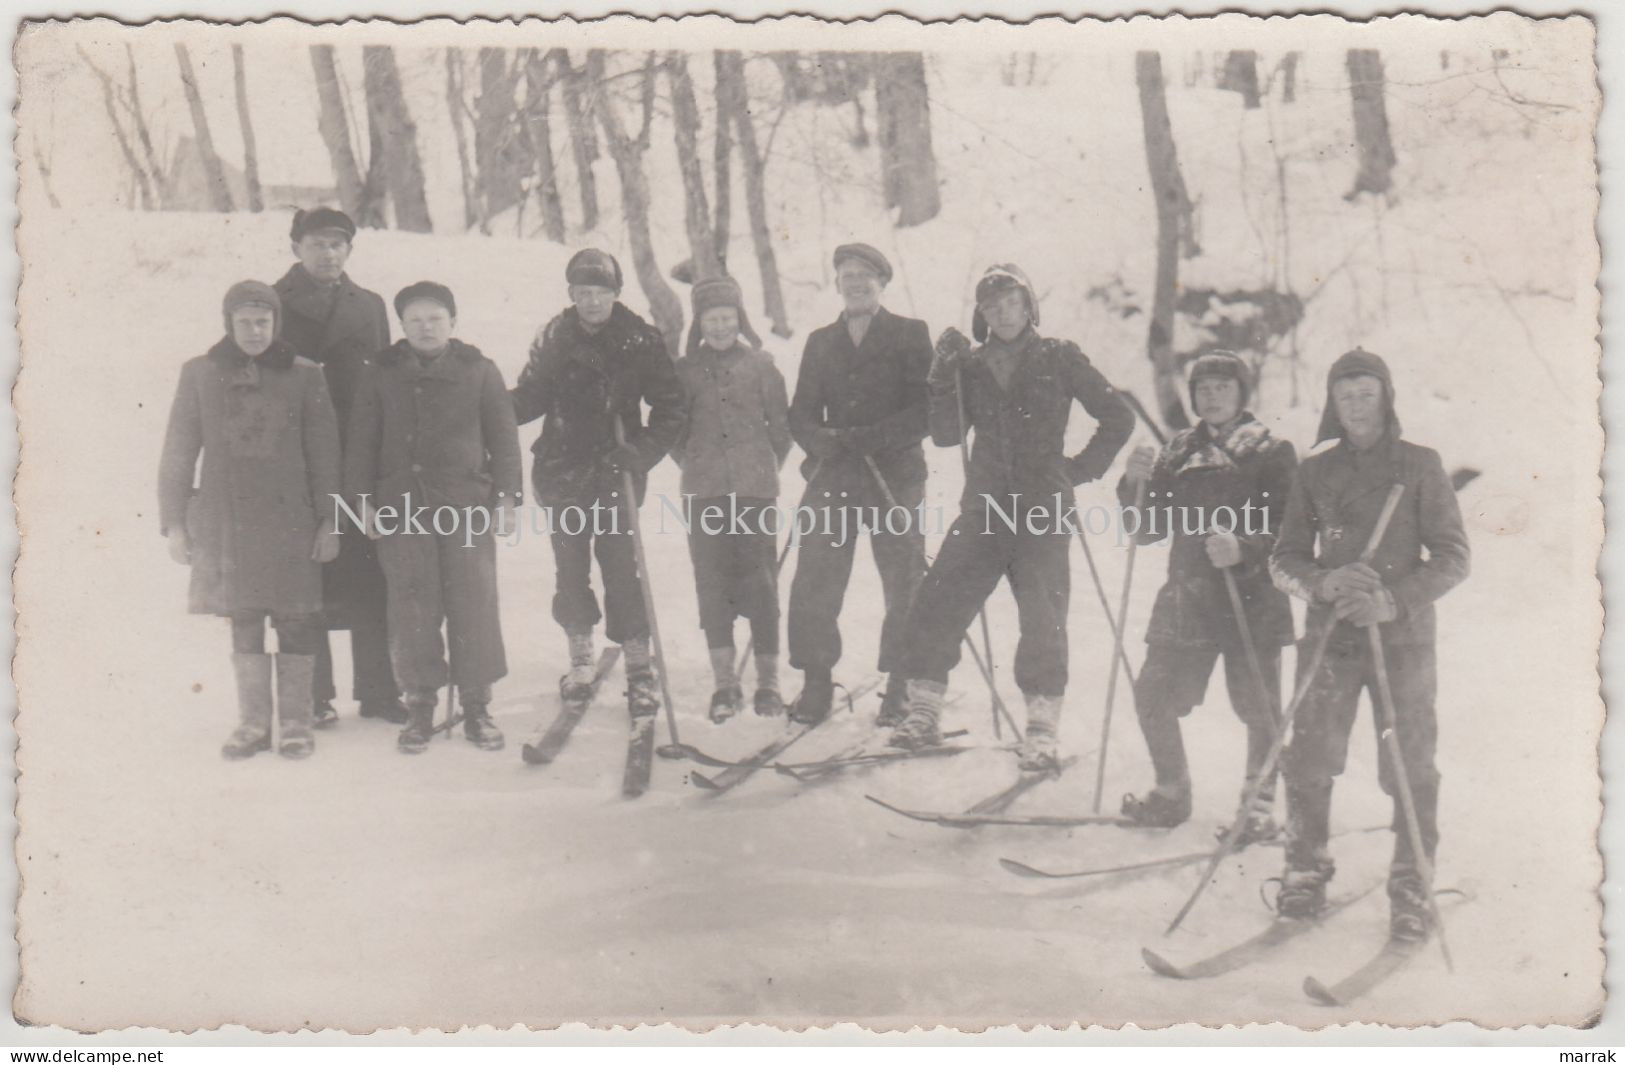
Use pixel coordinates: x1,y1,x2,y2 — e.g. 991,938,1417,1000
1141,947,1188,979
1303,976,1342,1006
689,771,721,791
998,858,1045,878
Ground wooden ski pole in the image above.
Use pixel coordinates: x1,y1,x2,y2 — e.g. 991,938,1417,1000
1074,527,1139,688
1367,625,1453,971
1091,478,1145,813
1223,568,1280,725
951,366,1009,740
1166,482,1405,934
614,416,682,753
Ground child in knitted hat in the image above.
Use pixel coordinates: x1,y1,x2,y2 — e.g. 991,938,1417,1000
672,277,792,720
158,281,342,760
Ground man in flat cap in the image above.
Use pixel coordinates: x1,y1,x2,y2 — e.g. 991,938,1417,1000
784,242,932,725
274,207,406,728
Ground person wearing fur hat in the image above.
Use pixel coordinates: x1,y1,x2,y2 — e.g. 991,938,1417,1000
887,265,1133,768
1115,350,1298,838
785,242,933,726
345,282,523,754
511,249,687,724
1269,349,1470,941
671,276,793,720
273,206,406,729
159,281,342,760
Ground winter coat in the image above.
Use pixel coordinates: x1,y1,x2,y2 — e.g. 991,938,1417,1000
510,304,687,507
932,328,1134,513
158,338,341,617
343,339,523,516
1116,414,1297,652
273,265,390,438
671,340,792,500
788,307,932,496
1270,433,1470,648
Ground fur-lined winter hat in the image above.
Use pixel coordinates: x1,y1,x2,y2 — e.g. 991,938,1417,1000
394,281,457,319
1186,350,1253,408
566,248,623,293
686,276,762,357
1315,347,1400,445
832,243,892,285
290,207,356,243
972,263,1039,342
222,280,282,337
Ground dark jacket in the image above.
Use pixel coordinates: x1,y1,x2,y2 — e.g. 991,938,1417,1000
1270,435,1469,647
510,304,686,507
932,328,1133,513
273,265,390,435
672,340,792,500
1117,414,1297,651
788,306,932,494
159,338,341,617
344,339,523,516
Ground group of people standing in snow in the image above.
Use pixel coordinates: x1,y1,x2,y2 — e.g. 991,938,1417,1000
159,205,1468,943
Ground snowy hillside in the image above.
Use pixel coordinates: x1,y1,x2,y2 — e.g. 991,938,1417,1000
12,15,1601,1031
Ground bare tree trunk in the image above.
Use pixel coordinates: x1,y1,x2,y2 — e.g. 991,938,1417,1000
522,49,566,243
665,53,722,281
1345,49,1396,199
445,49,478,231
591,50,683,354
717,50,790,338
76,46,154,210
363,45,433,231
311,45,367,218
711,51,735,264
124,45,165,205
1135,51,1199,431
174,43,233,212
231,45,263,212
873,52,940,227
1218,50,1261,109
30,133,61,208
556,50,600,231
476,48,526,228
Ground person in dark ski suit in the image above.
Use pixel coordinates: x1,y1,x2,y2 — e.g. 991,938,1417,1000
888,264,1134,769
671,276,793,721
273,207,405,727
786,243,932,725
345,282,523,754
159,281,342,760
510,249,687,721
1269,349,1470,941
1116,351,1298,838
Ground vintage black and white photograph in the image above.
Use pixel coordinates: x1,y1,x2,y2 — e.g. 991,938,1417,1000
8,9,1603,1035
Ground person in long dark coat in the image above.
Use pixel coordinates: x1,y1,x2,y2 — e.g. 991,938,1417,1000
159,281,342,760
510,249,686,722
274,207,404,727
888,264,1133,768
1116,351,1297,839
1269,349,1470,941
785,243,932,725
344,282,523,754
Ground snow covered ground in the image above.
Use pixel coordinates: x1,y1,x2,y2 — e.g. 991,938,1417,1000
11,18,1602,1032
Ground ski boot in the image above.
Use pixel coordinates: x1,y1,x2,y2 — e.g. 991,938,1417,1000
222,652,274,760
709,685,744,723
398,694,436,754
627,669,661,719
275,654,317,759
462,702,506,751
1216,786,1282,847
789,667,834,725
1017,693,1063,772
1275,857,1336,920
887,679,945,750
359,696,409,724
312,698,339,730
1388,867,1433,942
875,673,909,729
1120,786,1192,828
753,687,786,716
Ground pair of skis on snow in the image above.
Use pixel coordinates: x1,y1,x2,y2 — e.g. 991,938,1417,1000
865,754,1137,828
518,646,658,798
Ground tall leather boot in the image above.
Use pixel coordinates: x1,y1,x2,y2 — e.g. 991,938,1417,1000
1278,779,1335,919
275,654,317,759
222,653,274,760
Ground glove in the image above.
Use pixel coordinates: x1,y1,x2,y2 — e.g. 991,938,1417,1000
1318,562,1382,601
1334,587,1398,627
805,428,846,461
1064,453,1106,487
604,442,642,475
1205,530,1242,569
1124,444,1157,487
166,528,191,566
928,327,973,386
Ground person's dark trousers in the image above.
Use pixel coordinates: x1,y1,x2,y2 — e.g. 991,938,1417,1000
232,611,321,655
787,471,924,675
688,496,780,655
898,500,1070,697
549,491,649,644
1132,642,1283,791
1282,635,1440,874
312,536,399,704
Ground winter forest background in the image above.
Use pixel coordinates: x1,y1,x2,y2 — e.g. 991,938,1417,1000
11,15,1602,1032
